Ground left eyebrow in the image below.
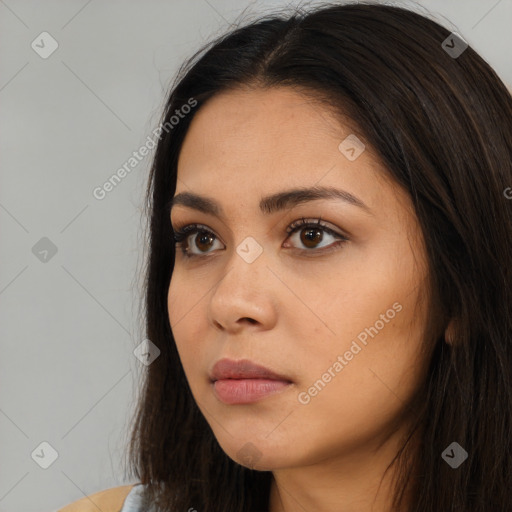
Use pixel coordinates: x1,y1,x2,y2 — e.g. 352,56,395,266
168,185,374,219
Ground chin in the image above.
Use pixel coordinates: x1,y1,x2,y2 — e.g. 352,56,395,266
214,435,298,471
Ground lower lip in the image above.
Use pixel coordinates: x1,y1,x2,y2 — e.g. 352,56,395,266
213,378,292,404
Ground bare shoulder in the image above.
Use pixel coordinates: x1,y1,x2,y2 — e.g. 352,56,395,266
57,484,137,512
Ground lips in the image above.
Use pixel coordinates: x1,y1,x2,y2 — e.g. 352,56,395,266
209,358,293,405
209,358,292,382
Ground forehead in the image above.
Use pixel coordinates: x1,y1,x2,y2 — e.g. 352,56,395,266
178,86,354,169
175,86,407,219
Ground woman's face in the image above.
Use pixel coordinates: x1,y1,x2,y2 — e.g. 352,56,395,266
168,86,430,471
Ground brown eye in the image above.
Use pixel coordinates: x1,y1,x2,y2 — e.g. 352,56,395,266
300,227,324,249
173,224,222,257
194,231,216,252
173,218,349,259
284,218,348,253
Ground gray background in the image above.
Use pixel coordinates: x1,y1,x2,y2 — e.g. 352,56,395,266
0,0,510,511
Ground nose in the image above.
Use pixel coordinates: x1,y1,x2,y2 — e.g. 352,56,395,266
208,247,278,333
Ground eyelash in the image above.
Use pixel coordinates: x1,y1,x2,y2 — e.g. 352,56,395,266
172,217,349,259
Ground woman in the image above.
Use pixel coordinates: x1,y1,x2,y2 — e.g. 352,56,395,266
59,2,512,511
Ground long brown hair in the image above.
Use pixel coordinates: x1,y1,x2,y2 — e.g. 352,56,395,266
125,2,512,510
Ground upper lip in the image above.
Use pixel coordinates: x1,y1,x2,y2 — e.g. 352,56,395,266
210,358,292,382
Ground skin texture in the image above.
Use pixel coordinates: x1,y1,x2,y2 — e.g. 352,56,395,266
168,86,433,512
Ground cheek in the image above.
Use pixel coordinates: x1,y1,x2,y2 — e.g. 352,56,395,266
167,272,205,365
292,326,425,460
167,273,181,326
167,269,201,329
294,264,426,429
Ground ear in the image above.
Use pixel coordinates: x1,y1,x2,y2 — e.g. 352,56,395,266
444,318,457,345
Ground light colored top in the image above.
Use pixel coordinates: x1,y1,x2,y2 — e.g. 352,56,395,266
56,484,140,512
119,484,147,511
